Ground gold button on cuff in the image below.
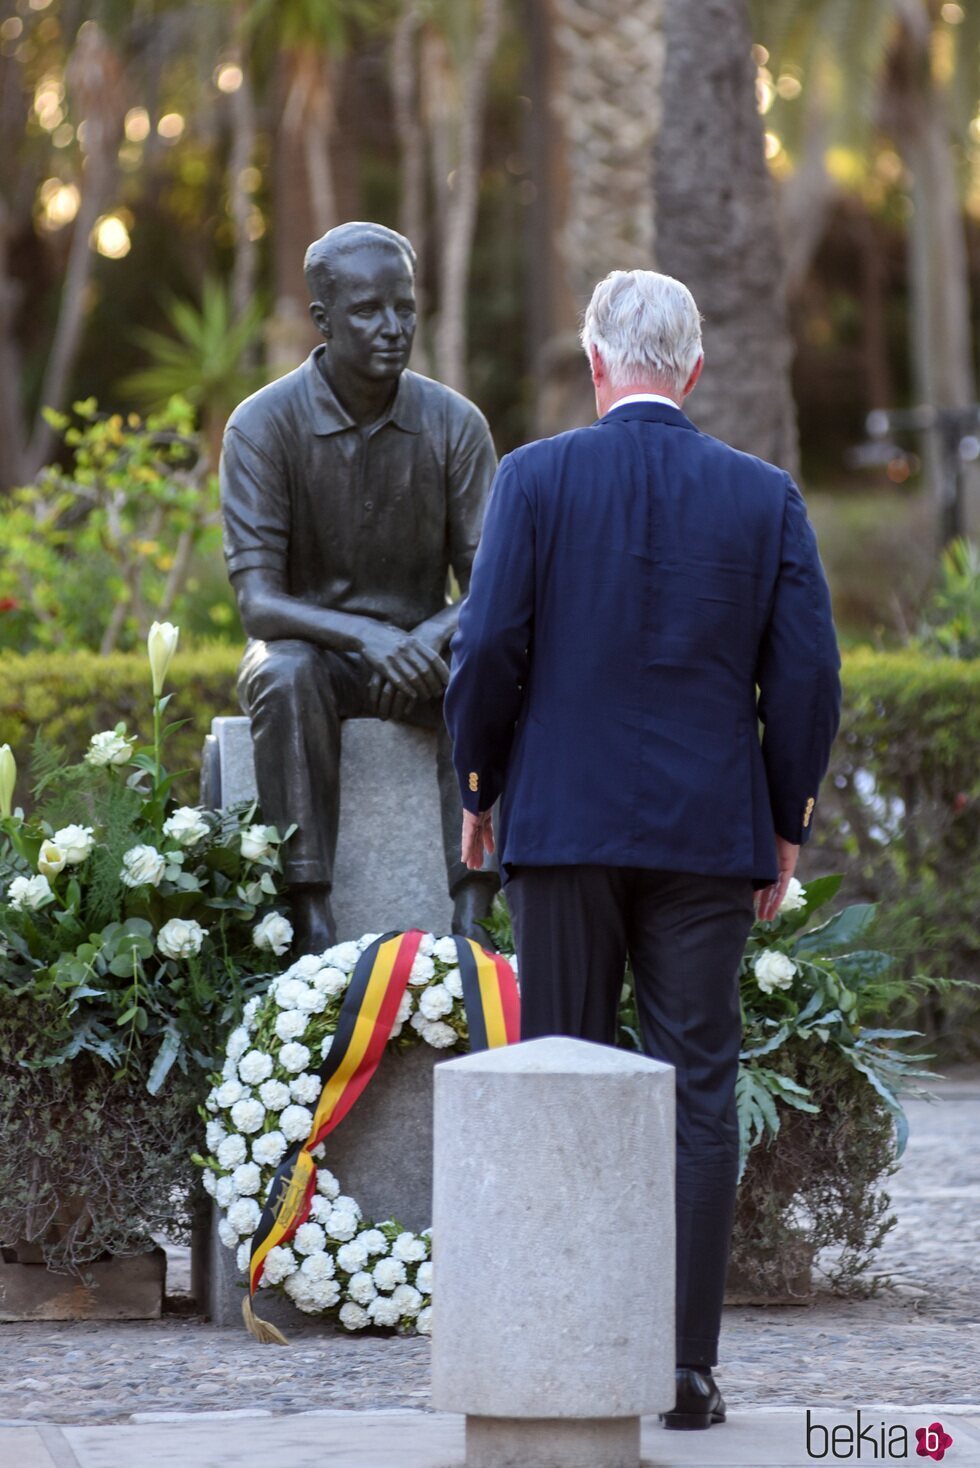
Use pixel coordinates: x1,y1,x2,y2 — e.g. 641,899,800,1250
803,796,815,828
468,772,479,792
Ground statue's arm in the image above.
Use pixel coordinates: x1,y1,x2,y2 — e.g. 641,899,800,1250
232,566,447,701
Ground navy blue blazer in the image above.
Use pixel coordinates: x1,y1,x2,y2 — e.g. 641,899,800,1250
444,401,842,885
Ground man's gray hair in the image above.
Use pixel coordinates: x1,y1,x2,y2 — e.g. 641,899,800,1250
580,270,703,394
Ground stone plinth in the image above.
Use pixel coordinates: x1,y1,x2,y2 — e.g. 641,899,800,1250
208,1042,442,1328
0,1246,165,1322
431,1037,675,1468
203,715,453,939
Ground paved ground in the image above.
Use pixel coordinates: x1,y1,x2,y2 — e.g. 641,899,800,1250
0,1068,977,1465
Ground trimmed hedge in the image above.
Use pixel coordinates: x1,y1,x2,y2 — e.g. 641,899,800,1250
0,644,241,805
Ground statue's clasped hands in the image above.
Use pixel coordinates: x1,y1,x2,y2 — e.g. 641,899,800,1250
359,620,449,721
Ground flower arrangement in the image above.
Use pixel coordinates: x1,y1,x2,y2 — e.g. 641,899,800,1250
199,932,494,1332
0,621,294,1091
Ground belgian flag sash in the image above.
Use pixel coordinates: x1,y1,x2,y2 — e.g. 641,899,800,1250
242,930,519,1343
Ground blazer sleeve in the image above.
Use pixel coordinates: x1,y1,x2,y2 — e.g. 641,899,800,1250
755,476,842,845
444,453,535,815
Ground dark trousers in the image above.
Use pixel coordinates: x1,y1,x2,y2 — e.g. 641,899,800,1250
239,638,489,894
504,864,755,1368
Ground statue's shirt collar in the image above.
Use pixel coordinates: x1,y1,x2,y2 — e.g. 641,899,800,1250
305,346,422,436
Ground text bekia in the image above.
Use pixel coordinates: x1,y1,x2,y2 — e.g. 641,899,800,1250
806,1409,954,1460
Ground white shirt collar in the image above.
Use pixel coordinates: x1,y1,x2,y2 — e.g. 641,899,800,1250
607,392,681,411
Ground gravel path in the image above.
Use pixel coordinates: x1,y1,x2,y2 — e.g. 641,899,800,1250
1,1069,977,1424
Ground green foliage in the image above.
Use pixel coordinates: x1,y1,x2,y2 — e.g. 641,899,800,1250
120,280,266,433
813,648,980,1051
917,537,980,660
0,399,222,656
0,644,241,803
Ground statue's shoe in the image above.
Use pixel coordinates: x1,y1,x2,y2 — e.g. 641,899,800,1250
661,1367,727,1430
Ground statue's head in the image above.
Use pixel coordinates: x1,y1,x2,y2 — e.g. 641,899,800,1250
305,221,417,383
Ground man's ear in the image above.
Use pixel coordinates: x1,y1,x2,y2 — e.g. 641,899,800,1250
590,344,605,386
310,300,330,339
682,354,704,398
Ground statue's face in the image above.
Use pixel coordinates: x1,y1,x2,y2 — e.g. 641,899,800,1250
317,246,416,382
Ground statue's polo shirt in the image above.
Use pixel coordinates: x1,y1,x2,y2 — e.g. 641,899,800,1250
220,348,497,630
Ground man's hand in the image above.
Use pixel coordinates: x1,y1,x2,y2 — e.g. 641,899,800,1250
461,809,495,870
754,834,801,923
357,621,449,702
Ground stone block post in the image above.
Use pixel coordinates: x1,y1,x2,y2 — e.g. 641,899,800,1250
431,1036,675,1468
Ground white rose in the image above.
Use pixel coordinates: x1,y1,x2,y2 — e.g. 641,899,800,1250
418,983,453,1021
258,1079,291,1111
216,1134,247,1169
215,1078,244,1108
333,1195,362,1220
416,1260,433,1295
274,1009,308,1043
339,1301,370,1331
282,1272,316,1306
320,1035,334,1061
162,806,210,847
205,1120,226,1152
300,1252,335,1281
392,1233,427,1264
315,1168,340,1200
391,1283,423,1317
323,941,360,972
157,917,207,959
217,1218,239,1250
201,1168,218,1199
216,1176,236,1209
7,873,53,912
289,1072,321,1105
37,840,66,877
225,1027,250,1062
253,911,293,957
416,1305,433,1335
373,1256,407,1292
753,950,798,994
252,1130,287,1167
261,1244,298,1283
368,1295,401,1327
227,1197,262,1235
307,1195,332,1223
336,1238,369,1274
443,966,464,1000
120,843,166,888
230,1098,266,1134
279,1042,311,1073
408,953,436,986
359,1229,389,1257
288,955,323,979
347,1270,377,1305
52,824,95,864
432,936,459,964
86,728,134,766
416,933,436,956
236,1240,252,1273
778,877,807,914
238,1049,274,1085
313,966,347,998
305,1278,340,1310
232,1162,261,1196
221,1055,238,1080
293,1221,326,1256
240,824,276,862
295,985,326,1013
326,1209,358,1242
242,996,262,1028
421,1020,457,1049
280,1104,314,1142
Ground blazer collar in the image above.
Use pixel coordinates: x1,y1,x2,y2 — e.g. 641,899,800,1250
304,346,423,435
598,400,700,432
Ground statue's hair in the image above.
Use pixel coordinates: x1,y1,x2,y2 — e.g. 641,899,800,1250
580,269,702,394
304,221,416,301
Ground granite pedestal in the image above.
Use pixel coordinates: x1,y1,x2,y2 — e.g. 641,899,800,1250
432,1037,676,1468
201,714,453,939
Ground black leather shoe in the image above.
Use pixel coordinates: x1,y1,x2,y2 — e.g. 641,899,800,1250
661,1367,727,1430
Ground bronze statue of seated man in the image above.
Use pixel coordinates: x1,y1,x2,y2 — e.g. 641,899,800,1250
220,221,498,954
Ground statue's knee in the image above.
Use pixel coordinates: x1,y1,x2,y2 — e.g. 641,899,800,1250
245,639,327,702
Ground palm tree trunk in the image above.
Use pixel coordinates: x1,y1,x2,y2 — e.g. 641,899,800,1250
653,0,800,477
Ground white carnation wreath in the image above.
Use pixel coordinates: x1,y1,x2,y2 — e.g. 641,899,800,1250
200,931,514,1334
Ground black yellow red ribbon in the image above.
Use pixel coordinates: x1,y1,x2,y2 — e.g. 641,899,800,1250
244,930,519,1317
